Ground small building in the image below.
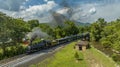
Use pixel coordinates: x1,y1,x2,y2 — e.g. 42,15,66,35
74,41,90,51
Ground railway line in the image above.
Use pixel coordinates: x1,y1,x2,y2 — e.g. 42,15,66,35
0,43,66,67
0,33,90,67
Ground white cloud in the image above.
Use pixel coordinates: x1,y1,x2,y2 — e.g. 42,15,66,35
56,8,69,14
0,1,58,23
44,0,48,2
68,3,97,22
20,1,57,22
70,2,120,23
89,7,96,15
20,6,26,10
92,3,120,22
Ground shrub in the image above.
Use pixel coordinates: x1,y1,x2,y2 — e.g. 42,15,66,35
0,47,4,60
17,44,27,54
5,47,12,57
112,43,120,52
74,52,79,60
111,53,120,62
101,41,111,48
11,46,17,55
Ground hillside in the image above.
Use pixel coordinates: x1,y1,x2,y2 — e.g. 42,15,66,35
75,22,90,26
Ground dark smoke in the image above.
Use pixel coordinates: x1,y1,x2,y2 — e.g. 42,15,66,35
60,0,74,18
27,27,48,42
50,0,74,26
52,12,67,26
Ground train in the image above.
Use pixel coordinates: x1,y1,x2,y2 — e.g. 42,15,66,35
26,32,90,54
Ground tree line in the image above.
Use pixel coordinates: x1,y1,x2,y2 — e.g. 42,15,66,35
90,18,120,63
90,18,120,52
0,12,85,60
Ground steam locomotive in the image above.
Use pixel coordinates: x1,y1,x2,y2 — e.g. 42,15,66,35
26,32,90,54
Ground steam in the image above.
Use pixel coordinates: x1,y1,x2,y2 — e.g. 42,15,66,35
52,11,67,26
51,0,74,25
27,27,48,41
57,0,73,19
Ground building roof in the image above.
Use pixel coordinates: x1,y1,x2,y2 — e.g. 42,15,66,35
76,41,88,46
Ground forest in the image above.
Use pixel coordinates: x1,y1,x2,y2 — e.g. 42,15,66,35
0,12,120,64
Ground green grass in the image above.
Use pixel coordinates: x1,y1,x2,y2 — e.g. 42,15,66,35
30,42,118,67
88,46,117,67
30,42,88,67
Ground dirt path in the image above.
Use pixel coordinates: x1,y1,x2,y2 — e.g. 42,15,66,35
84,50,103,67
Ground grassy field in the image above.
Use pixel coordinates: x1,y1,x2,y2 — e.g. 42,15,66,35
30,42,118,67
30,42,88,67
84,46,117,67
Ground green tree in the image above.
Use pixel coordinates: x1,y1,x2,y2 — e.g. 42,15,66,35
90,18,107,41
28,19,39,29
9,18,30,43
54,26,63,39
64,20,79,36
39,23,55,39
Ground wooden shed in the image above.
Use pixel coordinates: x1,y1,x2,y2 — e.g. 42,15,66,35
74,41,90,51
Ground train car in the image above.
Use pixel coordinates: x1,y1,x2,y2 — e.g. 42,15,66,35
44,40,52,48
64,36,71,42
26,33,90,54
26,40,50,53
56,38,65,45
82,32,90,41
85,32,90,41
51,40,58,46
80,32,90,41
69,35,74,41
76,34,81,39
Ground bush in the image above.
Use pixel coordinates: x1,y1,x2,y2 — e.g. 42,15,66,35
111,53,120,62
112,43,120,52
0,47,4,60
4,45,27,58
4,46,16,57
100,37,112,48
74,52,79,60
5,46,12,57
101,41,111,48
17,44,27,54
11,46,17,55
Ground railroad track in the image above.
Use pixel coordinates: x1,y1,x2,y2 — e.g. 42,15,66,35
0,54,26,65
0,43,68,67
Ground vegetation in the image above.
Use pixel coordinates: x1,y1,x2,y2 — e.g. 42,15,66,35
0,12,30,60
89,47,116,67
90,18,120,51
39,20,79,39
30,42,88,67
74,51,79,60
31,42,117,67
90,18,120,64
0,12,82,60
0,10,120,65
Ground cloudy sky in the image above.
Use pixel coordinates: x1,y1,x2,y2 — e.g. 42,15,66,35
0,0,120,23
